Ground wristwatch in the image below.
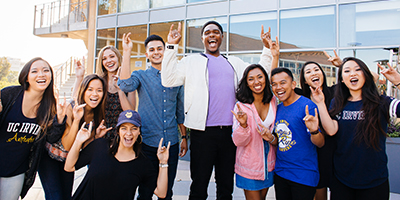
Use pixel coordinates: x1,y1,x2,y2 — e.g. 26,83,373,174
167,45,174,50
181,135,188,140
159,163,169,168
310,130,319,135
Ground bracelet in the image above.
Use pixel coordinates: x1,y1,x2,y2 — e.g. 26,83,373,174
269,134,276,143
310,130,319,135
159,163,169,168
395,82,400,87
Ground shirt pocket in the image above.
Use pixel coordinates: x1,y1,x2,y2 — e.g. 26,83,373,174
166,87,179,102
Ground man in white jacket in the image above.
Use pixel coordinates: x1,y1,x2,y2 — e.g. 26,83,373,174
161,21,279,200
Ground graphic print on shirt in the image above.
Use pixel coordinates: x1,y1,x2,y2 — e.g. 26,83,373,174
5,122,41,144
336,110,364,121
275,119,296,152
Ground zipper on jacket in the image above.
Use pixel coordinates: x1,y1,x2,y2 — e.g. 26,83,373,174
205,57,210,122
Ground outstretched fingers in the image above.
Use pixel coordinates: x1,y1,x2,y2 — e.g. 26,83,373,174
314,108,318,119
305,105,310,118
158,137,164,149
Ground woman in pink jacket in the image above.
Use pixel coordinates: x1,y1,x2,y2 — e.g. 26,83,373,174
232,64,278,200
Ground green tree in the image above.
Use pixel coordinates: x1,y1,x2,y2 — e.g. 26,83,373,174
0,57,11,80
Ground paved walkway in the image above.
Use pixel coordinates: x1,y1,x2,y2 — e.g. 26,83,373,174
23,160,400,199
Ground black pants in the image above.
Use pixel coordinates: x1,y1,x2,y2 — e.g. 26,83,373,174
38,151,74,200
189,126,236,200
330,175,389,200
274,174,316,200
137,143,179,200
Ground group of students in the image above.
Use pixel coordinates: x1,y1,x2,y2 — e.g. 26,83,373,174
0,20,399,200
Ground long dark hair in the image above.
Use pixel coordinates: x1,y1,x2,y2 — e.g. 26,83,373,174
300,61,329,99
109,125,142,157
96,45,122,83
76,74,106,131
236,64,273,104
18,57,56,131
329,57,388,150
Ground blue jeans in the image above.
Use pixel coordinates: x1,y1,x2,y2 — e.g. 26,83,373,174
38,151,74,200
138,142,179,200
0,173,24,200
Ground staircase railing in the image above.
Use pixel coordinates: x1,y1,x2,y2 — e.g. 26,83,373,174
34,0,88,29
54,57,74,92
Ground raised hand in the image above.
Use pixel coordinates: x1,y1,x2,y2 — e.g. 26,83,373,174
269,36,280,58
96,119,112,139
73,103,86,121
378,63,400,86
260,25,271,49
303,105,319,133
323,50,342,67
310,86,325,105
168,22,182,45
56,92,69,124
76,121,92,144
157,138,170,164
112,68,121,90
122,32,133,51
257,123,275,142
231,104,248,128
75,57,85,79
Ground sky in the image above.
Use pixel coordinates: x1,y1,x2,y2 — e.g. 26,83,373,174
0,0,87,69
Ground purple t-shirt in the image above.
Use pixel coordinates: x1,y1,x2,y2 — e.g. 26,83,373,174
205,54,236,127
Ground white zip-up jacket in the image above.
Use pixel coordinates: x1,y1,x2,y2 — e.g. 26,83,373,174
161,43,273,131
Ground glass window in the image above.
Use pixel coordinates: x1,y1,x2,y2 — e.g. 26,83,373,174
188,0,219,3
280,6,336,49
279,50,337,86
229,12,277,52
98,0,117,15
339,1,400,47
117,25,148,56
280,0,334,9
150,21,185,54
151,0,184,8
231,53,261,64
186,17,227,53
119,0,148,13
96,28,115,56
339,48,392,74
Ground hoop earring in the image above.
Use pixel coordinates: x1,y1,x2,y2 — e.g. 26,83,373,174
139,134,142,144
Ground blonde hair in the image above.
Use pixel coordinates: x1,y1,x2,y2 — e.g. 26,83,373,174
96,45,122,82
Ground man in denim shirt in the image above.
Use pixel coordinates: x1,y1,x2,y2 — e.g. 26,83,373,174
118,34,187,200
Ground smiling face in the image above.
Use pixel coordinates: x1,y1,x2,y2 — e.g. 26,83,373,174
118,123,140,149
247,68,266,95
303,63,324,89
341,60,365,93
271,72,297,106
84,79,104,109
27,60,52,92
201,24,223,56
102,49,119,73
145,40,164,67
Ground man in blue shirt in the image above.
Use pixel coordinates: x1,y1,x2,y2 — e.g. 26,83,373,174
270,67,324,200
118,33,187,200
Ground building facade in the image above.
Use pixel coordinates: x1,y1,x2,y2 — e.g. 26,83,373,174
34,0,400,86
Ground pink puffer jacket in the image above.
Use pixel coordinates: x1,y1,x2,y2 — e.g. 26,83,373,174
232,98,277,180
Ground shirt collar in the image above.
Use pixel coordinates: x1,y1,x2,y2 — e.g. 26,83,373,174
149,66,160,75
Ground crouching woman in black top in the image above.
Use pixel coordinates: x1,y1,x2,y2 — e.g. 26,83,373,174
64,110,169,200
